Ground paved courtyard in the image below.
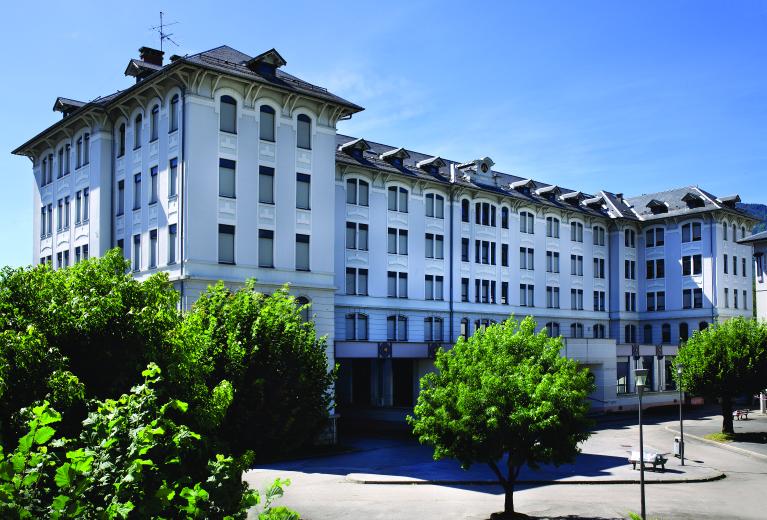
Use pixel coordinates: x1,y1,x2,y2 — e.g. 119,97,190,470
245,407,767,519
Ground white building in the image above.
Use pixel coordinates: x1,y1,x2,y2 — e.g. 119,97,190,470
13,45,759,422
741,230,767,321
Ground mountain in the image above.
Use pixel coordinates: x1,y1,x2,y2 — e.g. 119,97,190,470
738,203,767,233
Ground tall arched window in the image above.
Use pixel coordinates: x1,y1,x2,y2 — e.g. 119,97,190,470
424,317,443,342
295,296,311,322
679,323,689,342
220,95,237,134
501,207,509,229
662,323,671,343
593,324,605,339
570,323,583,338
345,313,368,340
260,105,275,141
83,133,89,164
169,94,179,132
387,315,408,341
699,321,708,331
118,124,126,157
461,199,470,222
134,114,143,149
297,114,311,150
625,324,637,343
545,322,560,338
643,324,652,344
150,104,159,141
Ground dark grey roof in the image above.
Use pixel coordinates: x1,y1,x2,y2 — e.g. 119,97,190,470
740,229,767,244
625,185,755,222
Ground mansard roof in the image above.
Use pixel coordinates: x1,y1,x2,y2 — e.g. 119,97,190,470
740,229,767,244
626,186,755,222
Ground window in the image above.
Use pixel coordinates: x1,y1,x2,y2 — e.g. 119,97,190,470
56,199,63,232
624,260,636,279
593,290,606,311
743,290,748,309
646,259,665,279
734,289,739,309
83,134,90,164
593,225,606,246
294,114,312,149
625,324,637,343
501,207,509,228
571,255,584,276
133,174,141,210
724,288,730,308
345,313,368,340
425,233,444,259
643,324,653,344
64,144,70,175
645,228,665,248
682,254,702,276
682,222,702,242
520,284,535,307
425,275,444,300
345,222,368,250
218,224,235,264
724,254,729,274
461,238,470,262
546,251,560,273
501,244,509,266
387,315,408,341
625,291,636,311
82,188,89,222
295,234,310,271
259,105,275,141
75,246,81,264
461,199,470,222
461,278,469,302
118,124,126,157
345,268,368,295
594,257,605,278
57,148,63,178
258,229,274,267
570,289,584,310
132,234,141,271
220,95,237,134
388,186,408,212
624,229,636,248
699,321,708,331
474,240,495,265
546,216,560,238
150,105,159,141
149,166,158,204
680,323,689,342
594,324,606,339
501,281,509,304
149,229,158,268
46,203,52,235
64,197,70,229
683,288,703,309
570,323,584,338
296,173,311,209
460,318,469,339
520,211,535,233
168,223,177,265
647,291,665,311
346,178,369,206
570,222,583,242
545,322,560,338
424,317,444,342
425,193,444,219
520,247,534,270
218,159,236,198
134,114,143,149
741,226,746,239
546,286,560,308
733,256,738,276
169,94,179,132
387,271,408,298
169,158,178,198
388,228,408,255
742,257,747,278
722,222,728,241
259,166,274,204
75,138,82,168
117,180,125,215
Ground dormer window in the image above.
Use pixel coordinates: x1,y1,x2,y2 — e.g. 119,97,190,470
561,191,585,206
682,192,704,208
583,196,606,211
245,48,287,77
340,138,370,160
716,194,741,208
535,185,561,201
510,179,535,196
646,199,668,214
416,156,446,175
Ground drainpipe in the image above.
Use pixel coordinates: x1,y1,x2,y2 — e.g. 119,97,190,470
107,113,115,254
448,164,456,344
179,85,187,309
710,215,716,324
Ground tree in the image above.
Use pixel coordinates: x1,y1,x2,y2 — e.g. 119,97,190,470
176,281,336,456
408,317,594,517
675,317,767,434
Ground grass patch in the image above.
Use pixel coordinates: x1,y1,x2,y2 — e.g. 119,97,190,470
705,432,767,444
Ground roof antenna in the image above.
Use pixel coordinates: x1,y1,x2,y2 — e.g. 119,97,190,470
149,11,180,52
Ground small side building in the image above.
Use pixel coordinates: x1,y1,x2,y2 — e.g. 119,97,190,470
741,230,767,320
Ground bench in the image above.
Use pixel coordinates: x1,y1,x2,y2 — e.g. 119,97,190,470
628,451,667,472
734,409,750,420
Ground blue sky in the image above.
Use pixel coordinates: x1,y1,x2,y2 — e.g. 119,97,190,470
2,1,766,267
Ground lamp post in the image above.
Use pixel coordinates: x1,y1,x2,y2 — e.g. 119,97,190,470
635,368,648,520
677,364,684,466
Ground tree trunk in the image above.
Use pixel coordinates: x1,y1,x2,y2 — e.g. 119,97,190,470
504,482,514,515
721,395,735,434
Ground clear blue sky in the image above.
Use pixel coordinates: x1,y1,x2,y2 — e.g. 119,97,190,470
2,1,766,268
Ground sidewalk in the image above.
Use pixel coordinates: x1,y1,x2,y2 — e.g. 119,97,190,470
666,407,767,460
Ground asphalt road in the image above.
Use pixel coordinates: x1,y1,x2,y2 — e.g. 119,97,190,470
245,410,767,520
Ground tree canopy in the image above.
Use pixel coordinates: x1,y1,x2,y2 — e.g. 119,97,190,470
675,316,767,433
408,316,594,516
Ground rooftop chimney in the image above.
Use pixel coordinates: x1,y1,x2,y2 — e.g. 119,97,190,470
139,46,164,66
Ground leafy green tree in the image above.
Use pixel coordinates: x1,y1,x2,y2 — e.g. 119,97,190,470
408,317,594,517
176,281,335,456
675,317,767,433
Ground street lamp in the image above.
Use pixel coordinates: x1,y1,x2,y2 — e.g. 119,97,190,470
635,368,648,520
677,364,685,466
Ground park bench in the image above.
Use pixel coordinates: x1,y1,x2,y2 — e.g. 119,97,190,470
628,451,667,472
734,409,750,420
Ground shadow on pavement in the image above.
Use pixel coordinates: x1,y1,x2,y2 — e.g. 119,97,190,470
484,514,625,520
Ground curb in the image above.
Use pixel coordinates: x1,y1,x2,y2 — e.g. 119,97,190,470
665,426,767,462
345,472,726,486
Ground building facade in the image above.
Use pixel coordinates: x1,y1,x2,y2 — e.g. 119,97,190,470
14,45,759,421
